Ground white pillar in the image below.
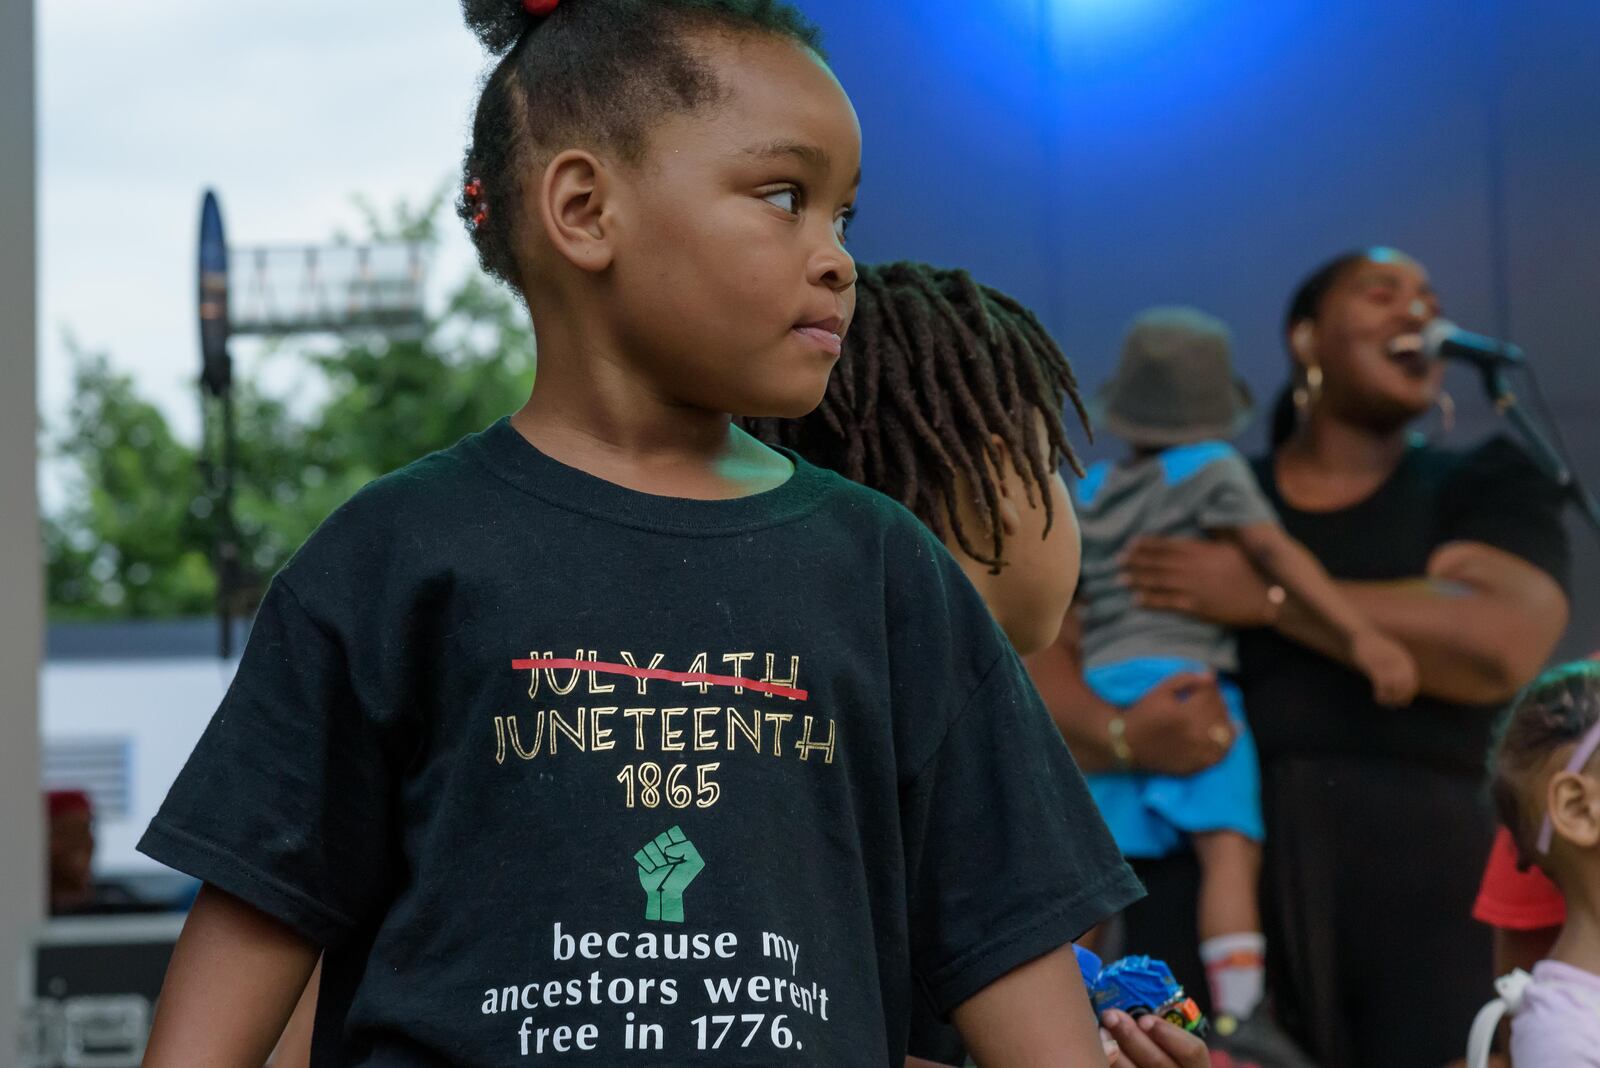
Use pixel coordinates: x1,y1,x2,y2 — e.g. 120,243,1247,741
1,0,43,1054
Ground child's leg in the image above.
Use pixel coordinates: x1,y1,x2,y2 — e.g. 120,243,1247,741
1192,829,1266,1021
1194,829,1259,938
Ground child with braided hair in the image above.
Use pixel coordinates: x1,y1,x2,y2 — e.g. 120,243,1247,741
1478,661,1600,1067
747,261,1211,1068
138,3,1140,1065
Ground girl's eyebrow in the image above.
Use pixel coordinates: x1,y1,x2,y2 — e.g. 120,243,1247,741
742,139,862,187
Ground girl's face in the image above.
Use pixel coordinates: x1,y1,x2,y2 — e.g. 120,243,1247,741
1299,250,1444,431
603,33,861,420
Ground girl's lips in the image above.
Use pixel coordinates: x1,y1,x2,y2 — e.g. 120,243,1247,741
792,325,842,356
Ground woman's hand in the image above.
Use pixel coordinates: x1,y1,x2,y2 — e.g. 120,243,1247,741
1122,535,1273,628
1122,673,1237,777
1025,614,1232,775
1100,1010,1210,1068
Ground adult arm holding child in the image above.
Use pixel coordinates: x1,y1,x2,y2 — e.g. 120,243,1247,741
1027,611,1237,775
1123,532,1564,705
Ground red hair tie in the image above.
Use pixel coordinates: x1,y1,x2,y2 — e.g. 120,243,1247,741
523,0,560,13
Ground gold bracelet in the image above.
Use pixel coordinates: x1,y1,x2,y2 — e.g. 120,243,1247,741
1107,714,1133,770
1262,584,1287,626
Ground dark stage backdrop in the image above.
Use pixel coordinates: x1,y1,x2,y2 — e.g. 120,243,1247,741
808,0,1600,658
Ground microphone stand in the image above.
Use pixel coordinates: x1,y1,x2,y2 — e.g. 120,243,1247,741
1480,363,1600,542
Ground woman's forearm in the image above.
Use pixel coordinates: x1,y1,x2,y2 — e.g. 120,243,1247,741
1342,582,1548,703
1275,545,1566,704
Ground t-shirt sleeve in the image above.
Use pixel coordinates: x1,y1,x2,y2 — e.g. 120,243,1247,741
1193,448,1278,531
900,645,1143,1015
1439,435,1570,589
137,576,402,946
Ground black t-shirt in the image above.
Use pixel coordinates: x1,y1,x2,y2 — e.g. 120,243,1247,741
140,418,1140,1067
1239,435,1570,776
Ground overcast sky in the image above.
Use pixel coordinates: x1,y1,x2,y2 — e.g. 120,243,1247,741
37,0,493,449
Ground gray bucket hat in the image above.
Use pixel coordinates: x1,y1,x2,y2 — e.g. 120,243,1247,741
1093,306,1254,446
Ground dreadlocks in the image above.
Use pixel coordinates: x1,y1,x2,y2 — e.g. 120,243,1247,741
744,261,1089,571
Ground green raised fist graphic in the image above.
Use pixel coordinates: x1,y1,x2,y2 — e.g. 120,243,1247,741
634,825,704,924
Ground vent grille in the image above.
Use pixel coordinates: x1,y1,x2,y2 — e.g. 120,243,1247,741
43,738,132,820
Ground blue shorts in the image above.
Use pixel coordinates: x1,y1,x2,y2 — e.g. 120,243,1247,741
1083,656,1263,859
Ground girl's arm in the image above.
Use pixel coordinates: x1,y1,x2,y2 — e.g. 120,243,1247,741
1229,521,1417,704
144,884,320,1068
951,944,1109,1066
267,955,321,1068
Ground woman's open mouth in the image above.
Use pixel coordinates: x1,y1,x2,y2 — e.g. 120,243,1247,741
1386,332,1431,377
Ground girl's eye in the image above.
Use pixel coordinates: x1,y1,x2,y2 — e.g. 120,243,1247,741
763,188,800,215
834,207,856,244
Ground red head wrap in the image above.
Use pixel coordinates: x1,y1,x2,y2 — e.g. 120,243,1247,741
47,790,93,820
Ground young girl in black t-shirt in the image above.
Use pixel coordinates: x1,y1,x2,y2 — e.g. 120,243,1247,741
137,4,1142,1066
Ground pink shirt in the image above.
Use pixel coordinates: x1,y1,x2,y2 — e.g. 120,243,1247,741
1511,960,1600,1067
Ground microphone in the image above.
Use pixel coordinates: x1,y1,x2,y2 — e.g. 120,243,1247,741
1422,318,1525,368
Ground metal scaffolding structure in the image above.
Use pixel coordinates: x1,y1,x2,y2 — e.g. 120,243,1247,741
195,190,430,657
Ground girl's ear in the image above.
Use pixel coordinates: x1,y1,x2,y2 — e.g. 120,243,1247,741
1547,769,1600,851
536,149,616,274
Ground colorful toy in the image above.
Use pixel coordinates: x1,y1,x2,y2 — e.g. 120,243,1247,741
1072,944,1208,1037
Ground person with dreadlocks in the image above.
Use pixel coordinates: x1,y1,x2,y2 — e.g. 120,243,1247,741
136,3,1141,1065
747,262,1212,1068
748,260,1090,657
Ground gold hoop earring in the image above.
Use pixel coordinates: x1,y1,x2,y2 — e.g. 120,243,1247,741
1433,389,1456,438
1293,364,1323,420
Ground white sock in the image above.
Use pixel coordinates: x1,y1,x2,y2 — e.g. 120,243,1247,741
1201,932,1266,1020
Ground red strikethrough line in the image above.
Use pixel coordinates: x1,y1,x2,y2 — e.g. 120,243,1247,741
511,658,808,702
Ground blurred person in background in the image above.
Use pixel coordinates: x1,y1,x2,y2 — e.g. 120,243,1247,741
46,788,149,915
46,789,96,915
1040,247,1570,1068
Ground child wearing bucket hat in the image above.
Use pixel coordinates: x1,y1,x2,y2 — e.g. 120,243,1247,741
1075,306,1419,1042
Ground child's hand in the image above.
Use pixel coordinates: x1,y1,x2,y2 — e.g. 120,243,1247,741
1099,1010,1209,1068
1351,629,1419,707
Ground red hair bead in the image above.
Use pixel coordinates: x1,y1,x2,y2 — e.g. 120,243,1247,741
523,0,560,13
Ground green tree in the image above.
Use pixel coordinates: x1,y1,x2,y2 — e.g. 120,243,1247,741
44,194,534,620
45,349,216,619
